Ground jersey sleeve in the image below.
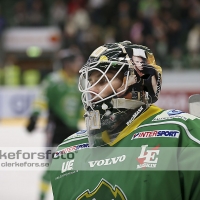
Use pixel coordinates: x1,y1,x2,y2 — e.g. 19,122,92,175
49,130,89,196
178,115,200,200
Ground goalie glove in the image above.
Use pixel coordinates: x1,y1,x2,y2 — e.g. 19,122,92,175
26,113,39,132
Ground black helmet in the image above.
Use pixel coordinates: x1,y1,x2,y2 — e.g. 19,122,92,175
78,41,162,147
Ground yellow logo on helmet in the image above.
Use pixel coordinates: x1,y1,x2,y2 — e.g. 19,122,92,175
99,55,108,62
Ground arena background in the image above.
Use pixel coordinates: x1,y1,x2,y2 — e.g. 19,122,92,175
0,0,200,200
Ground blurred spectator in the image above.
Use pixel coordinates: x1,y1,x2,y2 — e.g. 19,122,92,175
116,1,132,42
155,35,168,65
1,0,200,70
49,0,67,30
150,15,167,41
67,0,87,16
169,47,184,70
167,19,182,52
0,6,6,34
67,7,91,32
87,0,108,25
186,23,200,68
187,24,200,54
2,54,21,86
12,0,47,26
28,0,45,26
63,3,91,48
22,69,41,86
130,20,144,44
13,1,28,26
138,0,160,18
104,26,116,43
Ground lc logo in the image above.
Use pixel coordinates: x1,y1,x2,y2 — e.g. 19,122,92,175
137,145,160,169
61,160,74,173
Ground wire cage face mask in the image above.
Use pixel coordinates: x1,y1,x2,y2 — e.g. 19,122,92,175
78,41,162,147
79,61,129,110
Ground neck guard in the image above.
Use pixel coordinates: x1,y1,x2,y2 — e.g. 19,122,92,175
85,99,148,146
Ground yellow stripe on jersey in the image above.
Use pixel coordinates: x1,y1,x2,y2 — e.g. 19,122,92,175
40,181,50,192
33,100,48,110
109,105,163,146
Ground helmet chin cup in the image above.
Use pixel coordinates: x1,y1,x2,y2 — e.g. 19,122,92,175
85,110,101,130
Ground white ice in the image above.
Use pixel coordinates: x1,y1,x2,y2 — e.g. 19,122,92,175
0,123,53,200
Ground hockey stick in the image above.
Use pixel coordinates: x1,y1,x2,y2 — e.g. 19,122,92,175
189,94,200,117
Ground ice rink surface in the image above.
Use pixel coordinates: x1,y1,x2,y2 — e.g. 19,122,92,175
0,122,53,200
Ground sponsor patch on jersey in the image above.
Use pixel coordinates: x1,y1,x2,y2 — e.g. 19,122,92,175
131,130,180,140
152,110,197,121
137,145,160,169
76,130,87,134
88,155,126,168
54,143,89,158
126,106,144,126
167,109,184,115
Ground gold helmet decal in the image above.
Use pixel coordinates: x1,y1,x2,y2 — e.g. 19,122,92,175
99,55,108,62
91,46,108,57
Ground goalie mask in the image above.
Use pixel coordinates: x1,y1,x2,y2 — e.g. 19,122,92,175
79,41,162,147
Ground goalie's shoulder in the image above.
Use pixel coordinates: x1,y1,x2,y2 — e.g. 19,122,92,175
54,130,89,158
150,109,200,145
58,130,88,148
151,109,199,122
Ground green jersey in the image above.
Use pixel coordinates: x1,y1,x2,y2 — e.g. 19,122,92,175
50,105,200,200
33,70,83,129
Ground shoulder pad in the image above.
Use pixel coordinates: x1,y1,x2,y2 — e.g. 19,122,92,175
152,109,198,122
66,130,87,140
48,71,61,83
151,109,200,145
54,130,89,158
58,130,88,148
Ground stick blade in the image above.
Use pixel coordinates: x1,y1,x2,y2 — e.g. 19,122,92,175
189,94,200,117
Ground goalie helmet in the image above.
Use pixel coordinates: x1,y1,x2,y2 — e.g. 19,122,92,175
79,41,162,147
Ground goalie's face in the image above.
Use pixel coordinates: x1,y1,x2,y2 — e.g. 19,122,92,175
88,70,124,102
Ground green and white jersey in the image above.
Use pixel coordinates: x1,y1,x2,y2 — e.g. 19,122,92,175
33,70,83,129
50,105,200,200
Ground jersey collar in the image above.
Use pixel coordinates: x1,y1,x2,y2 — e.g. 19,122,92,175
109,105,163,146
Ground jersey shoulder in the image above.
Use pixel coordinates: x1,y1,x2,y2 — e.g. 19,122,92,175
150,109,200,145
55,130,89,153
151,109,199,122
53,130,89,158
46,71,62,83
